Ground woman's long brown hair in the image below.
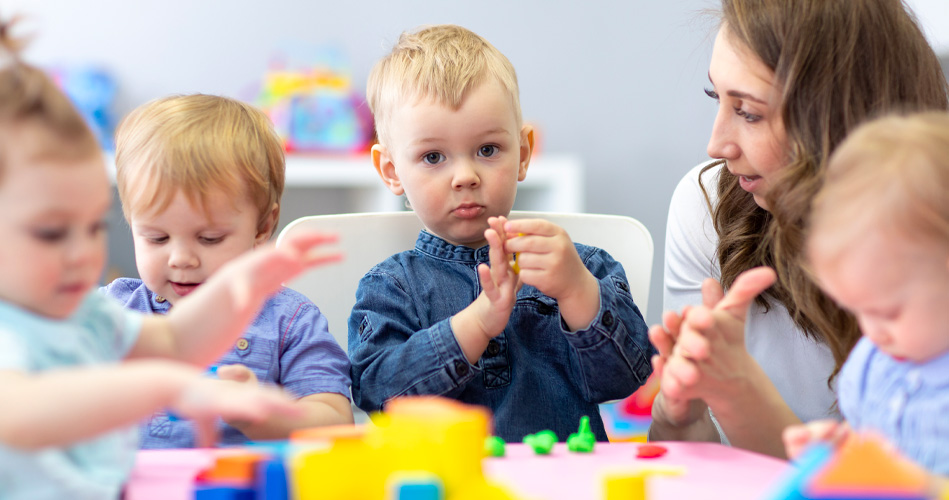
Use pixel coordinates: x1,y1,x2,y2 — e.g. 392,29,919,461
701,0,949,382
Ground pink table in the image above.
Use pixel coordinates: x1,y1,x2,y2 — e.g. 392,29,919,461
126,441,790,500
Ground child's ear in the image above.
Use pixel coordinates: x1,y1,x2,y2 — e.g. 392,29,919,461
372,144,404,196
255,202,279,246
517,124,534,181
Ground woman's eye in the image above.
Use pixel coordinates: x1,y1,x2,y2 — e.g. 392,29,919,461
423,152,445,165
704,87,720,101
478,145,499,158
735,108,763,123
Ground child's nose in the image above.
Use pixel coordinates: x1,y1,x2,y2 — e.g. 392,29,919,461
168,243,199,269
452,161,481,190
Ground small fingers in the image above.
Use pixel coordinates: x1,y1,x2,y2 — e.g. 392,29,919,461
648,324,675,358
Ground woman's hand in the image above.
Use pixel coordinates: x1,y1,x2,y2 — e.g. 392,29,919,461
660,267,776,406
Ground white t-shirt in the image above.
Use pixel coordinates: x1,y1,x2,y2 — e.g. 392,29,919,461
663,163,839,432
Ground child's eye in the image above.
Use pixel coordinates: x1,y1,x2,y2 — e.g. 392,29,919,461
422,152,445,165
478,145,499,158
200,236,224,245
90,219,108,236
32,227,68,243
734,108,763,123
147,236,169,244
704,87,720,101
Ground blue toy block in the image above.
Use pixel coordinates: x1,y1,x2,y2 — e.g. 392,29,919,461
391,475,444,500
255,457,289,500
194,485,255,500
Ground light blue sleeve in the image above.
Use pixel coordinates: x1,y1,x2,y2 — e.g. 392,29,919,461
84,293,145,360
0,326,29,370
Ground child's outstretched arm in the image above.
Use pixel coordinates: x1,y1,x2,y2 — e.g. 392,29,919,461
127,232,341,365
215,364,353,440
782,419,851,460
0,359,299,450
501,217,600,330
450,216,520,363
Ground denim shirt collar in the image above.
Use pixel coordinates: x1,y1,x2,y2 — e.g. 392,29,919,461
414,230,491,262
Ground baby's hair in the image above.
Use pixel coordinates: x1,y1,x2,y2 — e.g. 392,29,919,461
0,16,100,177
366,24,521,147
809,111,949,264
114,94,285,237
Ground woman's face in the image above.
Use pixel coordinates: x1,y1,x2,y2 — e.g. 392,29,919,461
706,26,788,211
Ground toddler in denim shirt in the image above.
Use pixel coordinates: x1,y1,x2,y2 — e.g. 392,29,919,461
101,94,353,447
349,24,655,442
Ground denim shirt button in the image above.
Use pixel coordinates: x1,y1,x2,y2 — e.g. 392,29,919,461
486,340,501,356
602,310,615,327
453,360,469,376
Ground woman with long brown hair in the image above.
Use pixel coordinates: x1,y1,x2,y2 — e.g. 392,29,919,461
648,0,949,457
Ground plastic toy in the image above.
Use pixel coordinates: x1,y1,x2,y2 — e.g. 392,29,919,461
763,433,931,500
636,444,668,459
289,396,520,500
599,372,659,442
566,416,596,453
387,472,444,500
522,430,557,455
484,436,506,457
254,45,373,154
601,466,685,500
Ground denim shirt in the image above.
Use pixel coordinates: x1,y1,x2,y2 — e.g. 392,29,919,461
349,230,655,442
839,337,949,474
101,278,352,448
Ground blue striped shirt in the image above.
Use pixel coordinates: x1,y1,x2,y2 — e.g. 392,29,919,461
838,337,949,474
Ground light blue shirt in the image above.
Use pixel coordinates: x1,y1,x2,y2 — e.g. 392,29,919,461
838,337,949,475
0,293,143,500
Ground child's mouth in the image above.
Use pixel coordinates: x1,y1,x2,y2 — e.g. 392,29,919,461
170,282,200,297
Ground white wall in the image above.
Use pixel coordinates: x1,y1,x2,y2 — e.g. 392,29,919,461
7,0,948,325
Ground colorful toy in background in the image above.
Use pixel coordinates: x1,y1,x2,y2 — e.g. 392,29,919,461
49,66,117,151
764,433,939,500
190,396,521,500
600,371,659,442
255,45,374,155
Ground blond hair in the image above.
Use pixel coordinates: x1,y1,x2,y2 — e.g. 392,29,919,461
700,0,949,381
366,24,521,147
0,25,99,177
114,94,285,236
810,112,949,266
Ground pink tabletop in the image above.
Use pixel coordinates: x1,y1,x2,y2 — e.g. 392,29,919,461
485,442,789,500
125,442,790,500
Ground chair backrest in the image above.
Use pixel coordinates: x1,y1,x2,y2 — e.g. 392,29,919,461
276,211,653,353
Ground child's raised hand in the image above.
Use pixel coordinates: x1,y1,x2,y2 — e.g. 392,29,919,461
475,216,521,335
230,231,343,308
171,376,301,448
502,218,599,330
782,420,850,460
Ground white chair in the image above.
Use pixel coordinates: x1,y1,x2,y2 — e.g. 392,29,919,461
275,210,653,354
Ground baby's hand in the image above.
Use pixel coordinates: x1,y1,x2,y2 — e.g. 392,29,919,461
501,218,594,301
503,218,599,330
473,217,521,337
171,376,301,448
782,419,850,459
215,364,258,385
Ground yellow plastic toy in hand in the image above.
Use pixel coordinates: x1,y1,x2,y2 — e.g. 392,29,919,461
510,233,525,274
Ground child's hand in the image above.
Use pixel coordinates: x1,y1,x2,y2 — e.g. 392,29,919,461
782,420,851,460
230,231,343,308
475,216,521,336
215,364,258,385
502,218,599,330
171,376,301,448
